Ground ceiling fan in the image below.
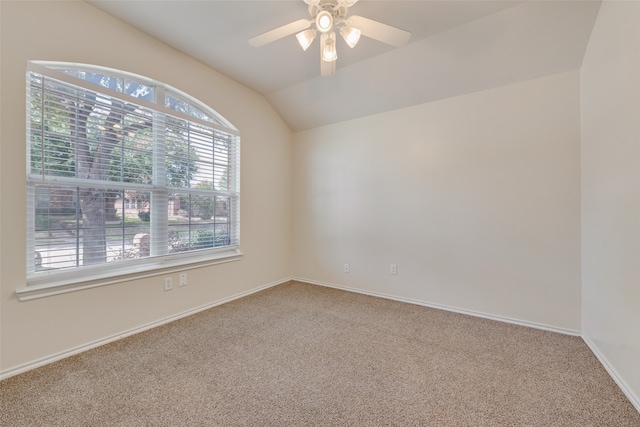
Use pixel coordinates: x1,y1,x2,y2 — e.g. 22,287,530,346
248,0,411,76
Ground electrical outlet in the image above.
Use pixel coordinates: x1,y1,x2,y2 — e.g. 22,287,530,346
179,273,188,287
344,263,350,273
390,264,397,275
164,277,173,291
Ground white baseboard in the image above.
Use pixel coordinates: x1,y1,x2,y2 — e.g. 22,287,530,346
6,276,638,414
292,277,581,336
7,277,634,413
0,278,290,381
582,336,640,414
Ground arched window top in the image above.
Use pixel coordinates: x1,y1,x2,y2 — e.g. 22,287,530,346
31,61,238,133
24,61,241,296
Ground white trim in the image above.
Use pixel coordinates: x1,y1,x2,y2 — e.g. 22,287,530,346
25,61,242,293
27,175,156,190
19,250,244,301
9,273,636,418
292,277,582,336
28,61,239,135
26,174,236,197
1,278,290,381
582,336,640,414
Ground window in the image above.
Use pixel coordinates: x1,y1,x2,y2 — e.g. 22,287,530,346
25,62,240,293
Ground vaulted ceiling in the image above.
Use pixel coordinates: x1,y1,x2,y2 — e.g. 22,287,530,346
87,0,601,131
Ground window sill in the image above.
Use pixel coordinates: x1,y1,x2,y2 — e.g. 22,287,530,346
16,249,243,301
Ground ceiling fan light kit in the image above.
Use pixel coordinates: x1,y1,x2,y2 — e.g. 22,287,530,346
315,10,334,33
248,0,411,76
321,32,338,62
296,29,317,51
340,25,361,48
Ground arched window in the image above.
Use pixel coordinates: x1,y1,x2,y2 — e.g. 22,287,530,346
25,62,240,294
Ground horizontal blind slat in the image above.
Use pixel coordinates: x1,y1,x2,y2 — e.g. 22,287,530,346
27,64,240,278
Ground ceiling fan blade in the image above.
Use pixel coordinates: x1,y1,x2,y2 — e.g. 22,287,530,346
347,15,411,47
248,19,311,47
337,0,360,7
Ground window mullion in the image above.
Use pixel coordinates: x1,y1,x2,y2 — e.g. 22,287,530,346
151,86,168,257
26,76,37,274
230,136,241,246
27,63,239,282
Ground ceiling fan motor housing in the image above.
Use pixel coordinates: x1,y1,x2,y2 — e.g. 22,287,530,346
308,0,349,24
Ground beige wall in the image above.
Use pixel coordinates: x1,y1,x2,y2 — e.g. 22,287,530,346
2,1,637,410
581,0,640,408
293,71,582,332
0,1,292,374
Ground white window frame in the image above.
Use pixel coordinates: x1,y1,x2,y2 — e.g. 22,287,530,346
18,62,242,301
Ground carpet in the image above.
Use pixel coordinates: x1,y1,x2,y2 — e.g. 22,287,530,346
1,281,638,426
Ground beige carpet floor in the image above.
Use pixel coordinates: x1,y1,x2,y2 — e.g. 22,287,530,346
1,281,639,426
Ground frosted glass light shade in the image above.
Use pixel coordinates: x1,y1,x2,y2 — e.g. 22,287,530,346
296,29,317,51
340,25,361,48
322,33,337,62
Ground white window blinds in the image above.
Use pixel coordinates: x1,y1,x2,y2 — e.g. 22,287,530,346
26,63,240,279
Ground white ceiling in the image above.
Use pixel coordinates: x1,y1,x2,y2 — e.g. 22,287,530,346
87,0,601,131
